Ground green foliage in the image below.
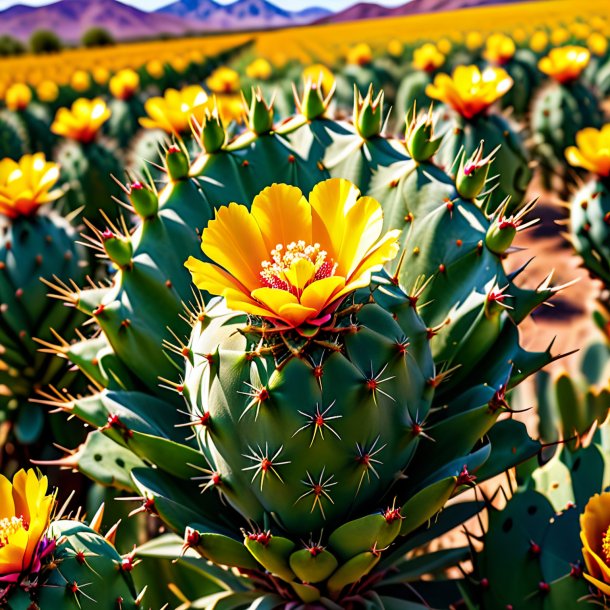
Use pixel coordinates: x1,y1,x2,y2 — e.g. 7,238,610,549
29,29,62,55
81,27,115,49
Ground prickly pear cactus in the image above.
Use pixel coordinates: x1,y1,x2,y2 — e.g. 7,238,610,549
0,154,88,446
0,111,28,161
46,87,560,609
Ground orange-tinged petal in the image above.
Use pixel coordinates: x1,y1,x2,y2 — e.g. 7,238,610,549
201,203,269,291
278,302,318,327
251,184,312,251
300,276,346,311
0,474,15,519
584,573,610,596
251,287,299,316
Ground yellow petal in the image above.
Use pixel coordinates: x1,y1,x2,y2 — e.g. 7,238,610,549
251,287,298,317
251,183,312,252
283,258,316,294
201,203,269,291
0,474,15,519
584,572,610,596
278,302,318,327
300,276,346,311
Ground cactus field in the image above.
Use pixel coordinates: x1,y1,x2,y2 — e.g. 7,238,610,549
2,0,610,608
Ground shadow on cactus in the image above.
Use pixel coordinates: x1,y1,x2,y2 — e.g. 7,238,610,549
39,87,570,608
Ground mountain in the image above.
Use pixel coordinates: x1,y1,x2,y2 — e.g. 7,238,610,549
0,0,194,42
157,0,332,31
317,0,526,24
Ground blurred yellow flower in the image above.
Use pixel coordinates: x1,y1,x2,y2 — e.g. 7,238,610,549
171,56,188,73
387,39,403,58
140,85,211,135
246,58,273,81
185,179,400,329
426,65,513,119
437,38,453,55
550,27,569,46
36,80,59,103
5,83,32,111
538,46,590,83
302,64,335,95
109,69,140,100
465,31,484,51
0,469,54,579
51,98,111,143
216,94,244,125
580,492,610,596
484,33,516,65
93,67,110,86
146,60,165,79
412,43,445,72
587,32,608,57
565,125,610,177
206,67,241,94
70,70,91,92
0,154,62,218
513,28,527,44
347,43,373,66
529,30,549,53
570,22,590,40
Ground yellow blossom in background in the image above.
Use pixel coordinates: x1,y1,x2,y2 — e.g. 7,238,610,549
484,33,516,65
570,21,591,40
550,27,569,46
146,60,166,79
0,154,62,218
186,179,400,329
93,67,110,86
347,42,373,66
36,80,59,103
590,16,606,32
216,94,244,125
387,39,403,57
565,125,610,177
171,56,188,73
109,69,140,100
302,64,335,95
437,38,453,55
412,43,445,72
206,66,241,94
538,46,590,83
587,32,608,57
465,31,484,51
580,492,610,596
271,52,288,68
0,469,54,578
4,83,32,111
70,70,91,92
51,98,111,143
246,58,273,81
140,85,211,135
529,30,549,53
426,65,513,119
513,28,527,44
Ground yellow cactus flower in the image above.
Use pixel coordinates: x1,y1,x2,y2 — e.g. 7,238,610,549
171,56,188,74
580,492,610,596
465,31,484,51
302,64,335,95
587,32,608,57
216,94,244,125
565,125,610,177
140,85,211,135
484,33,516,65
36,80,59,103
246,58,273,81
550,27,569,46
93,67,110,86
0,154,62,218
529,30,549,53
186,179,400,329
347,43,373,66
206,67,241,94
387,39,403,58
146,60,165,79
513,28,527,44
538,46,590,83
412,43,445,72
570,22,590,40
437,38,453,55
426,65,513,120
70,70,91,92
0,469,54,579
5,83,32,111
51,98,111,143
109,69,140,101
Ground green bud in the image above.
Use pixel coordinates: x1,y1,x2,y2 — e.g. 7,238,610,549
102,230,133,268
200,108,226,153
129,182,158,218
353,85,384,139
298,80,328,120
405,104,442,162
247,87,274,135
485,217,517,254
165,144,190,181
455,142,494,199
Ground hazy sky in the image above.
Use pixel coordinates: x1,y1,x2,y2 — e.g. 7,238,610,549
0,0,408,11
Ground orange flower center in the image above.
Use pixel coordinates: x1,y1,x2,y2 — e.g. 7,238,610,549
602,525,610,563
0,516,25,547
260,241,335,296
